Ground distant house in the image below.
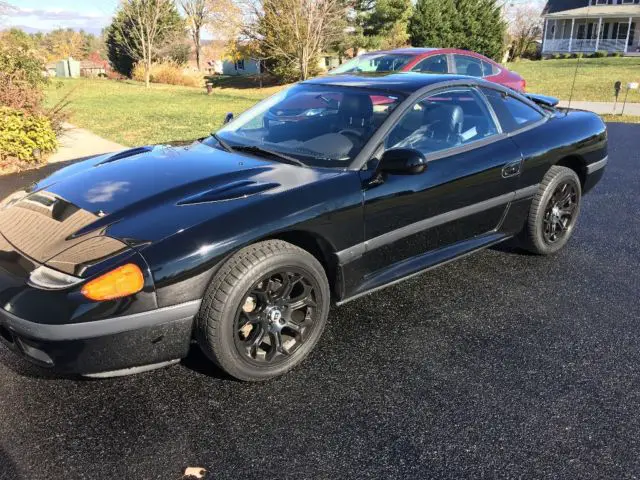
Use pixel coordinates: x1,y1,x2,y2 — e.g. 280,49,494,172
222,58,261,76
80,59,107,77
542,0,640,55
55,57,80,78
45,62,57,77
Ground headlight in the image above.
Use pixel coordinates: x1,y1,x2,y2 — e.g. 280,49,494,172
0,190,28,211
29,265,82,290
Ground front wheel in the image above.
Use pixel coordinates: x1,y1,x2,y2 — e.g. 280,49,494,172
196,240,330,381
520,166,582,255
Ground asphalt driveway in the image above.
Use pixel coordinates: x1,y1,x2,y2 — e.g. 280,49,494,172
0,123,639,480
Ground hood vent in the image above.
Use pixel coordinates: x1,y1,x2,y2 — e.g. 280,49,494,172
97,146,153,166
177,180,279,205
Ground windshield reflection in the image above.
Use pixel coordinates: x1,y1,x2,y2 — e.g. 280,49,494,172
211,84,404,168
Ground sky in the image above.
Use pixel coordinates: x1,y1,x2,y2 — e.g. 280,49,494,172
3,0,118,35
3,0,546,36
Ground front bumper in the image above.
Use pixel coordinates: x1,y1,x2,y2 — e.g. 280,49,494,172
0,301,200,375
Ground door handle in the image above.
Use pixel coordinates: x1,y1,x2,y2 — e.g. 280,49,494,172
502,161,521,178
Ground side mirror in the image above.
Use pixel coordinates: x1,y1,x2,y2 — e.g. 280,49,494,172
379,148,427,175
223,112,234,124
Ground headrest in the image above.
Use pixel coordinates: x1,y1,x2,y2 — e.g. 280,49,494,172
425,104,464,138
338,94,373,127
466,63,482,78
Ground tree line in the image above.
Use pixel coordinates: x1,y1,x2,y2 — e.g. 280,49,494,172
103,0,511,86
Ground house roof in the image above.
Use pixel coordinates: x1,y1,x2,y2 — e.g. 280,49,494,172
543,0,589,15
545,5,640,18
80,60,107,69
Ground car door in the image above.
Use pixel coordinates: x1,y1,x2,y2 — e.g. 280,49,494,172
358,86,523,275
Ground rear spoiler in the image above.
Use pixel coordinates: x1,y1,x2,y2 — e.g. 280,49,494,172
524,93,559,108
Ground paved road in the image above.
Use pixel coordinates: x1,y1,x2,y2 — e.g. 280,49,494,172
1,124,639,480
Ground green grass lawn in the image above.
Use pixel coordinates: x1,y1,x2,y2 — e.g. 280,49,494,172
508,57,640,103
45,60,640,148
44,78,280,147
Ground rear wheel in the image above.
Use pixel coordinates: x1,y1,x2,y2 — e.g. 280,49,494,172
196,240,330,381
521,166,582,255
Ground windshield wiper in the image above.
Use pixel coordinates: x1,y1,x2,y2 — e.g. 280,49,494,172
212,133,233,152
232,145,307,167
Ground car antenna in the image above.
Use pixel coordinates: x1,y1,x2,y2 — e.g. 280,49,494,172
567,4,591,109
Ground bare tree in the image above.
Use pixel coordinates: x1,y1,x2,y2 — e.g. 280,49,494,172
505,2,543,60
178,0,240,70
242,0,349,81
113,0,182,87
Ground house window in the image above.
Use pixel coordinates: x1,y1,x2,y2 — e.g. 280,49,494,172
236,59,245,70
594,0,607,4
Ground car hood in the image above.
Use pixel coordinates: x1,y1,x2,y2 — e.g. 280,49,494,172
0,142,341,272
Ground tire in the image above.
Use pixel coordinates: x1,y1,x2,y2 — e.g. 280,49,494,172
520,166,582,255
196,240,330,381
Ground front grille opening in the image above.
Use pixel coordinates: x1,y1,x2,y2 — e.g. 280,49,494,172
0,325,14,344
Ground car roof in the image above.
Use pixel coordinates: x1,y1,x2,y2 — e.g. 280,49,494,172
302,72,475,95
359,47,487,58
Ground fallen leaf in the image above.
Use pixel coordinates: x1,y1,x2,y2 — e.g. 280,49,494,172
184,467,207,479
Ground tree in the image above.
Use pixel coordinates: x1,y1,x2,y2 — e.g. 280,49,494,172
244,0,349,82
106,0,184,87
364,0,412,49
44,28,86,60
409,0,506,61
505,2,543,60
178,0,238,70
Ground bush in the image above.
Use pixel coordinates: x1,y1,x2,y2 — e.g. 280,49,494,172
0,36,48,113
0,107,57,163
593,50,608,58
550,54,560,60
573,53,584,59
561,53,572,59
610,52,623,58
132,61,203,87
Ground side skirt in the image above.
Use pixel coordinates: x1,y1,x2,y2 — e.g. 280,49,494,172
335,231,512,306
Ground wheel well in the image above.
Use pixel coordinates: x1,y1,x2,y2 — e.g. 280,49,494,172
555,156,586,189
266,231,340,298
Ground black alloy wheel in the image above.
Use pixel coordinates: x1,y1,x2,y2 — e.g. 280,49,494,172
234,269,319,365
542,181,579,244
521,165,582,255
197,240,330,381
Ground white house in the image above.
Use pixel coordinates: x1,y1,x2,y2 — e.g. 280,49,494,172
542,0,640,54
222,58,261,76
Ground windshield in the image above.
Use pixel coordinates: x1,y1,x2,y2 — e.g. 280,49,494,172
329,54,414,75
211,84,404,168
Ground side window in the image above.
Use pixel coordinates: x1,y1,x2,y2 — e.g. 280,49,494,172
411,55,449,74
482,60,499,77
481,88,544,132
386,88,499,156
454,55,483,78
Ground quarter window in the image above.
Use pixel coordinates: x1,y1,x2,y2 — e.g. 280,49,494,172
386,88,498,156
481,88,544,132
411,55,449,74
454,55,483,78
482,60,499,77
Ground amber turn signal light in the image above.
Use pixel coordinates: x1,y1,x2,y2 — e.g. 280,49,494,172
81,263,144,301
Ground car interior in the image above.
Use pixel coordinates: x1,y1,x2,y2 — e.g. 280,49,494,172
231,88,498,163
387,91,498,154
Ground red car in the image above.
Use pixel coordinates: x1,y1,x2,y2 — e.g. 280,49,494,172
329,48,526,92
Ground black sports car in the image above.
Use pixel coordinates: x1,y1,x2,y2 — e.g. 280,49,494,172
0,73,607,381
